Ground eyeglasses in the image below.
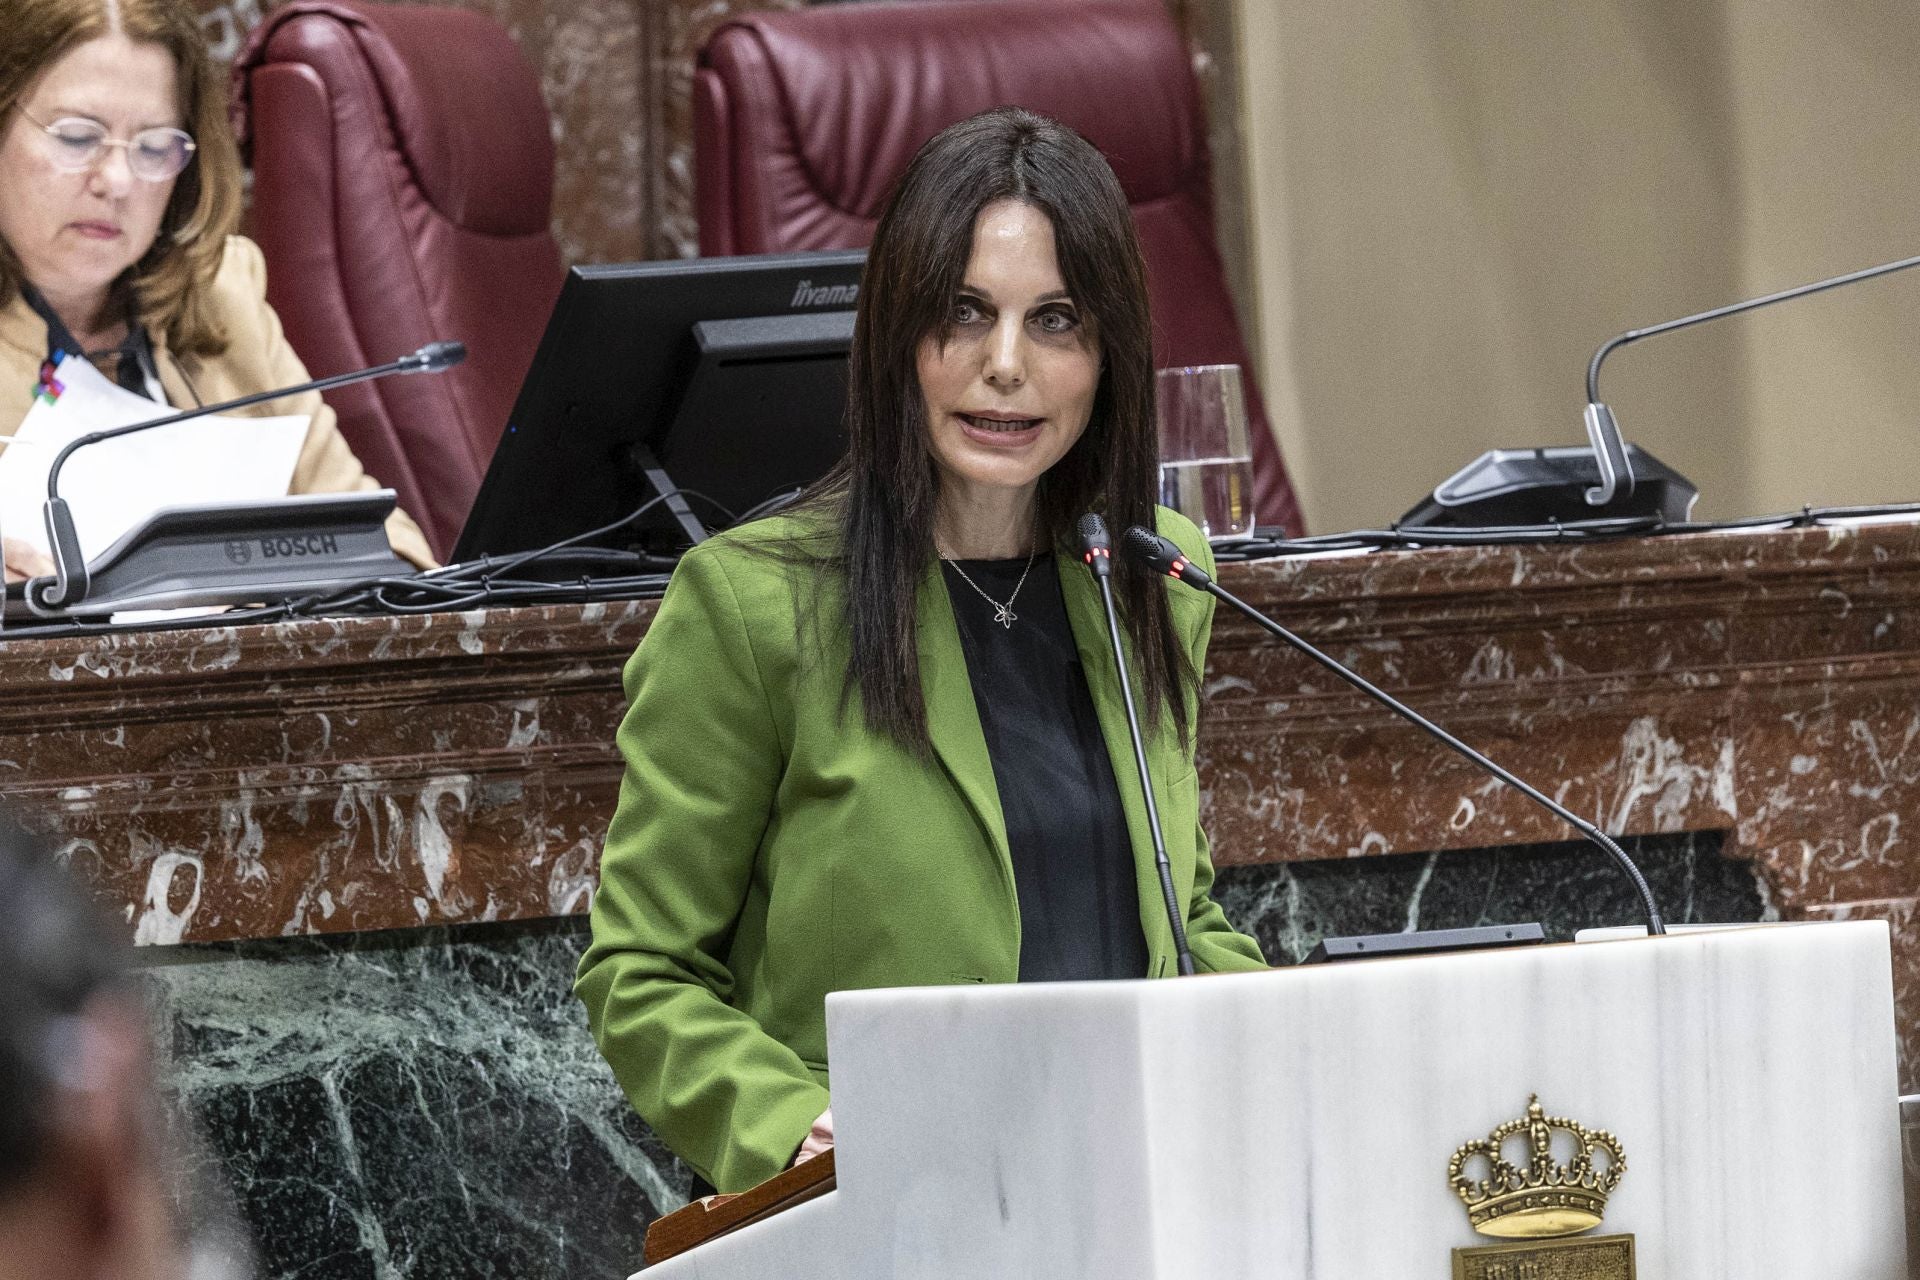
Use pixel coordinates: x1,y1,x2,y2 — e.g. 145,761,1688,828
17,106,196,182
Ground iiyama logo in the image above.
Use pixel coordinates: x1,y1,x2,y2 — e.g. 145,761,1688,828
790,279,858,308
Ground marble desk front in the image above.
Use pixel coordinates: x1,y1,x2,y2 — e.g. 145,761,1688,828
7,521,1918,1088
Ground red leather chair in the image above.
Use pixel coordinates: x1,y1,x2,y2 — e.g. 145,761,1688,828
694,0,1304,535
232,1,564,561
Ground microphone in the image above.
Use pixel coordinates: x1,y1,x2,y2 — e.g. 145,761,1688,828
1121,526,1667,937
28,340,466,611
1583,248,1920,506
398,341,466,374
1077,513,1195,976
1078,510,1113,579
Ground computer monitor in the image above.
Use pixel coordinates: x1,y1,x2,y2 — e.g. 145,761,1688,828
452,248,866,561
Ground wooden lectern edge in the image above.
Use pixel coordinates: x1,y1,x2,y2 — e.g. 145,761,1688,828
642,1149,837,1267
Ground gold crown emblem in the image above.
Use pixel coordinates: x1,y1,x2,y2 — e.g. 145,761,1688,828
1448,1096,1626,1239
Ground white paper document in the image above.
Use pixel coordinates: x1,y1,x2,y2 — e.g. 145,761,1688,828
0,353,308,563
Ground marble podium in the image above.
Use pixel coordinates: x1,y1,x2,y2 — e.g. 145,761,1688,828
641,923,1907,1279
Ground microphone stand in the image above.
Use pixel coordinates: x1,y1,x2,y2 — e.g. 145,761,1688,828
1121,526,1667,938
1078,514,1196,976
1583,248,1920,506
30,341,465,611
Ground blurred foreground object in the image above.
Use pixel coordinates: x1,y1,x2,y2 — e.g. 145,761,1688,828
0,815,252,1280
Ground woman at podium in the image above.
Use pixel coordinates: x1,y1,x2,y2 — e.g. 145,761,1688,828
0,0,432,578
577,107,1267,1194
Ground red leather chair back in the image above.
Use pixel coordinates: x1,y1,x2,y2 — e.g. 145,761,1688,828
233,1,564,560
695,0,1303,534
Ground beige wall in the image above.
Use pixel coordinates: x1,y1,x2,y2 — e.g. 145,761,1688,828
1233,1,1920,532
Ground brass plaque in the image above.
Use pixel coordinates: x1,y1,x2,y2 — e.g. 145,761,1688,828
1451,1233,1636,1280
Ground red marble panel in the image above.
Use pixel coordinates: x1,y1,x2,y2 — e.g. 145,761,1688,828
1200,702,1735,864
1734,674,1920,905
1195,531,1779,863
8,602,649,942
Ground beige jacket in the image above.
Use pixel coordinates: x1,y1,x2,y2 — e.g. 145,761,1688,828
0,235,433,568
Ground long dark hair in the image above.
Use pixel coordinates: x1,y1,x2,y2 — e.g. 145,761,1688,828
797,106,1190,754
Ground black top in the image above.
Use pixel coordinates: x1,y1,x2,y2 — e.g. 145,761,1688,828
22,283,159,398
941,554,1148,982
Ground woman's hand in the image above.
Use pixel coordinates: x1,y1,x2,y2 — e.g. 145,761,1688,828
793,1108,834,1165
2,537,54,584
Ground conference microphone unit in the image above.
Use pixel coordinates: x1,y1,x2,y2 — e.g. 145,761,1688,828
1406,246,1920,529
10,491,407,620
1579,247,1920,507
26,341,465,616
1120,526,1668,939
1078,513,1195,977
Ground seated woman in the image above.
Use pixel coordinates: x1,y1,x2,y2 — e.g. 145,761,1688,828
576,106,1267,1196
0,0,433,580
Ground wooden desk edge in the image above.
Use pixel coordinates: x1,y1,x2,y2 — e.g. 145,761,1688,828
643,1149,837,1266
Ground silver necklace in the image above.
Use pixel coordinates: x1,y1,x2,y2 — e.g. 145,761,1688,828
943,551,1038,629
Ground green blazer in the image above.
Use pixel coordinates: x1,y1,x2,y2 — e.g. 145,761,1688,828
574,507,1266,1191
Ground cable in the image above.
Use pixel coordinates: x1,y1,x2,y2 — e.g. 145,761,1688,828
1209,501,1920,561
734,486,808,524
455,488,729,583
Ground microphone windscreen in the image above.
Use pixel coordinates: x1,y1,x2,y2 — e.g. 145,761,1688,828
1076,512,1110,553
415,341,468,372
1121,525,1175,571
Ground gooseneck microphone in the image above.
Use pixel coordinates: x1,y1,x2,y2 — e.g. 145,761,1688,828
1582,248,1920,506
1078,513,1196,976
1120,526,1667,937
29,341,466,611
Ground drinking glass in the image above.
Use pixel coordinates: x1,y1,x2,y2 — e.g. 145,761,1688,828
1156,364,1255,539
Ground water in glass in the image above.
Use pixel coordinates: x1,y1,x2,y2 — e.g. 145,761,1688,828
1156,365,1255,539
